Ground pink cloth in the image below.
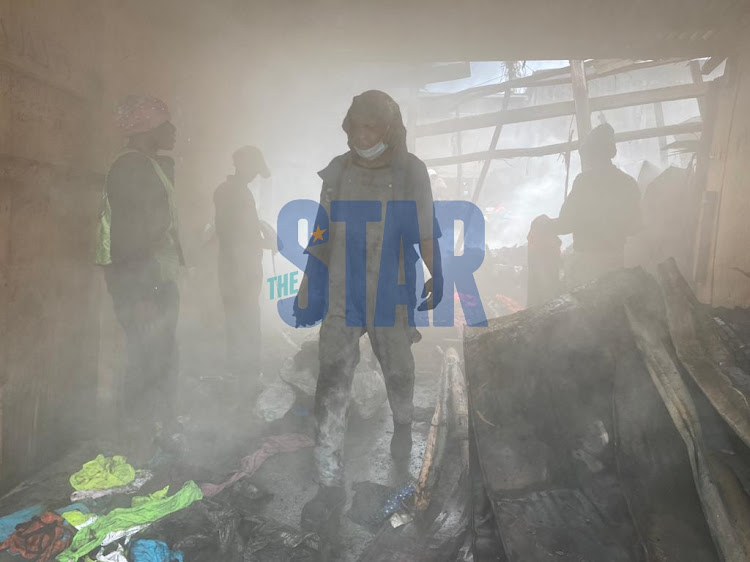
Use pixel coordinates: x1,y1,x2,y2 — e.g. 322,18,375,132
115,95,170,135
200,434,314,497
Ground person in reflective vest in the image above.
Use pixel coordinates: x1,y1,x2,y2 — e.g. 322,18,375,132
95,95,184,455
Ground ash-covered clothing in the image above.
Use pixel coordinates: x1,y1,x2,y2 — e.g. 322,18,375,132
106,151,184,288
213,176,264,376
104,150,183,427
308,152,440,324
557,163,641,285
315,313,415,486
309,151,440,486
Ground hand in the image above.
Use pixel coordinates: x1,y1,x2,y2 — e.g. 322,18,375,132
418,275,444,311
293,295,324,327
292,275,325,327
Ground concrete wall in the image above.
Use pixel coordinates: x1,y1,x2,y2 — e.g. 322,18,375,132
0,0,263,487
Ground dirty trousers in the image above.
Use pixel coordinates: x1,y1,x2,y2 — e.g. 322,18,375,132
106,269,179,427
218,258,263,379
314,313,416,487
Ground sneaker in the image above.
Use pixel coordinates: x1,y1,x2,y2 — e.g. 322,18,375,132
301,485,346,534
390,422,413,460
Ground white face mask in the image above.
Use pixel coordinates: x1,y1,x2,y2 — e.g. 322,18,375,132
354,140,388,161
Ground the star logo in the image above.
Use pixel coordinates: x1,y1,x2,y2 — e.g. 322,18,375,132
311,225,327,243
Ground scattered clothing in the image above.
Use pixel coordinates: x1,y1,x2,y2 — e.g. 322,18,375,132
134,500,243,561
93,544,129,562
101,524,150,548
129,539,183,562
0,506,44,543
57,481,203,562
71,471,153,503
70,456,136,492
200,434,314,497
0,511,73,562
0,505,91,543
244,516,321,561
62,511,98,530
131,487,169,509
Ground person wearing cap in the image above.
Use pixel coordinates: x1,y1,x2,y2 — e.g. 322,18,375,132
428,168,451,200
213,146,272,392
96,95,184,451
296,90,443,533
553,123,642,286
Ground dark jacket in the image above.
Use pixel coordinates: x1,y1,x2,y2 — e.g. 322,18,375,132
106,151,184,286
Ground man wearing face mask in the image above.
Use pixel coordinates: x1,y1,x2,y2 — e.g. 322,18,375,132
95,95,184,456
295,90,443,533
213,146,272,397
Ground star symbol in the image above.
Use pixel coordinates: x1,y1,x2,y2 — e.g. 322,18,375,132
311,225,327,243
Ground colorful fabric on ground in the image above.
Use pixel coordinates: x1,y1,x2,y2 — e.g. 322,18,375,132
200,434,314,497
0,504,92,542
70,456,136,492
130,487,169,509
61,511,97,530
0,506,45,543
71,471,153,503
0,511,73,562
56,481,203,562
95,544,129,561
101,524,149,548
129,540,183,562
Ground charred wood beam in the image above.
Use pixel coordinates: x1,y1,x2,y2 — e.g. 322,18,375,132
424,121,702,167
570,59,592,143
625,298,750,561
690,60,707,119
420,58,690,112
701,56,726,76
653,102,669,167
417,81,709,138
657,259,750,449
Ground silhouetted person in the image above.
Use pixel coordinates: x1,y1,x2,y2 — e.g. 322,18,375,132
553,123,641,286
213,146,271,391
295,90,443,534
95,95,184,451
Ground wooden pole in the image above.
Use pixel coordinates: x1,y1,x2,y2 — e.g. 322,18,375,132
417,81,709,138
653,102,669,167
472,90,512,206
424,121,703,167
455,106,463,199
690,59,706,120
570,59,592,145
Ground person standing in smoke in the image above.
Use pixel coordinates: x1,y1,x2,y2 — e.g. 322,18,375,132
95,95,184,455
294,90,444,532
213,146,272,395
553,123,642,286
